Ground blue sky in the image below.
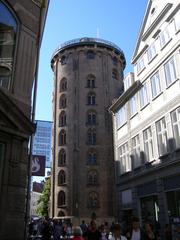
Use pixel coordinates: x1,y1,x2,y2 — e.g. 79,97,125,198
35,0,148,121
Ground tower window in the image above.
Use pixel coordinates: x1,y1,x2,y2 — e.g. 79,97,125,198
87,129,96,145
60,78,67,92
87,92,96,105
87,170,98,185
88,191,99,208
58,170,66,185
87,150,97,165
59,111,66,127
59,130,66,145
87,111,97,125
58,149,66,166
59,94,67,109
87,74,96,88
58,191,66,207
87,50,95,59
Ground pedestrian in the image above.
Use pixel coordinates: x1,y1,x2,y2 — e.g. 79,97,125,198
144,222,156,240
109,223,127,240
126,217,145,240
72,226,84,240
84,220,102,240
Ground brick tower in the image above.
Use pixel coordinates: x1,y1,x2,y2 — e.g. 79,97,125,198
51,37,126,224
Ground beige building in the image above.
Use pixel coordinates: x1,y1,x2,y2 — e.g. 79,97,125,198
0,0,49,239
51,38,126,223
110,0,180,236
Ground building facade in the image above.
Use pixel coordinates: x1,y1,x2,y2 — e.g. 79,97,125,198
0,0,49,239
110,0,180,236
33,120,53,168
51,38,126,223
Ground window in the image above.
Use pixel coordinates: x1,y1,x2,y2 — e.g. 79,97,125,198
87,170,98,185
59,111,66,127
171,107,180,149
156,118,168,156
124,74,134,91
112,57,118,66
87,129,96,145
150,71,161,98
88,192,99,208
59,130,66,145
147,43,156,62
58,191,65,207
58,149,66,166
60,56,66,65
87,92,96,105
58,170,66,185
87,111,96,125
0,143,5,190
118,142,131,174
137,57,145,74
164,57,177,87
87,75,95,88
60,78,67,92
116,105,126,128
159,27,171,48
59,94,67,109
87,50,95,59
112,69,118,80
140,83,149,108
175,11,180,31
132,135,141,168
87,150,97,165
130,95,137,116
143,127,154,162
0,2,17,89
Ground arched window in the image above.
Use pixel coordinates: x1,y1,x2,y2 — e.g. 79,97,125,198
87,129,96,145
87,92,96,105
58,211,65,217
87,50,95,59
58,149,66,166
112,57,118,66
58,170,66,185
59,94,67,109
59,130,66,145
87,111,96,125
87,74,95,88
58,191,66,207
112,69,119,81
60,55,66,65
59,111,66,127
0,2,17,89
60,78,67,92
87,170,98,185
87,150,97,165
88,192,99,208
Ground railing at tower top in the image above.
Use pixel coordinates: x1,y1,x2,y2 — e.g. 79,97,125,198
52,37,125,59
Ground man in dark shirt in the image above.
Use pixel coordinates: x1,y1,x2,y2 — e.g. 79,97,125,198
84,220,101,240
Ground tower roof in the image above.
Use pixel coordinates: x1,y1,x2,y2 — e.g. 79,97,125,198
51,37,126,69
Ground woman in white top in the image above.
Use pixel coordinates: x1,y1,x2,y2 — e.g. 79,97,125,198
109,223,127,240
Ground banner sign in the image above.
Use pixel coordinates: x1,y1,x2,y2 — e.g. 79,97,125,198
31,155,45,176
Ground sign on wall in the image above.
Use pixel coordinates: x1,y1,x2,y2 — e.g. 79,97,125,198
31,155,45,176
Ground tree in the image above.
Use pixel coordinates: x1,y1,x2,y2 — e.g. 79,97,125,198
36,177,51,217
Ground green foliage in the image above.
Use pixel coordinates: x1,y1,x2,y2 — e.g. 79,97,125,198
36,177,51,217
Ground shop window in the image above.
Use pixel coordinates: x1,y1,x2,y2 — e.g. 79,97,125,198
0,2,17,89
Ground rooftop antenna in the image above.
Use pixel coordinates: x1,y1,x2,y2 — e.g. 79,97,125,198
96,27,100,38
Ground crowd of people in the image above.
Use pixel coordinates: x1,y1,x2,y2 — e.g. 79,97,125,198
28,216,173,240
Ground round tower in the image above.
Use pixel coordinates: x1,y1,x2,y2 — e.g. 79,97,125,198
51,37,126,223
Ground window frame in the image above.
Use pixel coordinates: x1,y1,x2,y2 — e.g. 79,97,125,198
156,117,169,156
143,127,154,162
